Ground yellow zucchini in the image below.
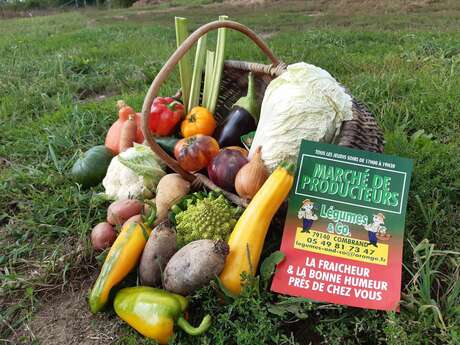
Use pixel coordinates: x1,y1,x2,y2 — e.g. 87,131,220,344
219,162,295,295
89,222,151,313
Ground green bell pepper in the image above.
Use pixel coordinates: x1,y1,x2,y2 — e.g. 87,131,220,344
114,286,211,344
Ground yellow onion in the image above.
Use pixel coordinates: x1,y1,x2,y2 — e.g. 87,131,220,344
234,146,269,199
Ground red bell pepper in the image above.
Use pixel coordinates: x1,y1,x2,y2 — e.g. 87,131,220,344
149,97,184,136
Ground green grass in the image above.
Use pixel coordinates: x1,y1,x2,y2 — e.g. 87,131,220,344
1,1,459,344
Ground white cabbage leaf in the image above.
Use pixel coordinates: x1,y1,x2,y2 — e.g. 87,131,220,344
249,62,353,171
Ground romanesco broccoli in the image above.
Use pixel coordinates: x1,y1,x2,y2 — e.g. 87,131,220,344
175,193,241,247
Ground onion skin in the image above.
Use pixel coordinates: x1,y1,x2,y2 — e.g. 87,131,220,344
235,146,269,199
207,149,248,192
225,146,249,157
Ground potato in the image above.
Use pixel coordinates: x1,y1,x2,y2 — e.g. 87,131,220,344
155,174,190,225
139,221,176,286
91,222,117,251
163,239,229,295
107,199,143,225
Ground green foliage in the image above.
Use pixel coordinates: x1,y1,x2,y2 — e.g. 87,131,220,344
402,240,460,336
172,273,303,345
260,251,285,289
385,130,460,245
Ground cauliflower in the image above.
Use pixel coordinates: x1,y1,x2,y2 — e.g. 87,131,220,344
102,156,150,200
175,193,241,247
102,144,165,200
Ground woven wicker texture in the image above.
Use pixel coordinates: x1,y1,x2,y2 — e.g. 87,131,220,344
217,61,384,153
140,20,384,205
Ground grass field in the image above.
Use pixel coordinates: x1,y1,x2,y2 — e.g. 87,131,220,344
1,0,459,344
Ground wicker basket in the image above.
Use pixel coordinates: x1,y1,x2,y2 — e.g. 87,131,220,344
140,20,384,205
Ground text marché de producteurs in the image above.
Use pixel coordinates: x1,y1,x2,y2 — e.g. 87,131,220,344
300,163,400,207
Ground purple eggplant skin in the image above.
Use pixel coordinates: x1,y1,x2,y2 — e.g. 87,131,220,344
216,106,257,148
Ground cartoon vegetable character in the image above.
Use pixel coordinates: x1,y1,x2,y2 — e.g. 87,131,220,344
364,213,385,247
114,286,211,344
297,199,318,233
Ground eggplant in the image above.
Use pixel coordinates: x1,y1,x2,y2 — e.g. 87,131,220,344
216,72,259,148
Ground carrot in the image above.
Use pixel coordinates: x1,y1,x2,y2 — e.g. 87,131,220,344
117,100,134,121
119,114,137,152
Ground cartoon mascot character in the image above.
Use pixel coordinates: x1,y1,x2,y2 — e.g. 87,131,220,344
364,213,386,247
298,199,318,233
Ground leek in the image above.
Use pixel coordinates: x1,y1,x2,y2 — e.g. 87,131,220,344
208,15,228,114
202,50,215,109
175,17,193,113
188,35,207,111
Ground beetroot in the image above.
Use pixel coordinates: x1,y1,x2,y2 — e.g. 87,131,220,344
207,149,248,192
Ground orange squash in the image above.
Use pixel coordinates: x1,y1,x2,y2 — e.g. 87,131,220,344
105,120,123,155
134,113,145,143
105,101,144,155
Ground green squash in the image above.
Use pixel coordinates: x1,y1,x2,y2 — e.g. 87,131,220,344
71,145,114,188
156,136,179,156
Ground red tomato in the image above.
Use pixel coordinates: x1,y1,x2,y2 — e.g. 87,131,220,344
174,135,220,172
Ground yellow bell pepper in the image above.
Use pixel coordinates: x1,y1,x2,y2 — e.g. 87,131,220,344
114,286,211,344
219,162,295,295
89,222,151,313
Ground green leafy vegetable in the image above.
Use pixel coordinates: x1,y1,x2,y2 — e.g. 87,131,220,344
188,35,207,111
208,15,228,114
175,17,193,113
118,143,166,187
260,251,285,285
202,50,215,109
267,296,313,319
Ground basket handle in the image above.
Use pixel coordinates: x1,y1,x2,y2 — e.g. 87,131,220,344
141,20,282,182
